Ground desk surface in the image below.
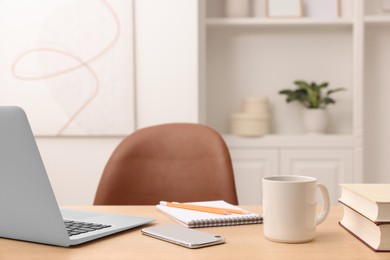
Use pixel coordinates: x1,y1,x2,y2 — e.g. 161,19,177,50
0,205,388,260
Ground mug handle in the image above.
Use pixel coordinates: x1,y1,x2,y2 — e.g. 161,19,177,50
316,183,330,225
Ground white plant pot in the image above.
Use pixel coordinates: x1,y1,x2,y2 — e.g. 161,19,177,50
303,108,329,134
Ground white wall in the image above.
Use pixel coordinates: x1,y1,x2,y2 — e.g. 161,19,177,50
135,0,201,128
36,138,122,205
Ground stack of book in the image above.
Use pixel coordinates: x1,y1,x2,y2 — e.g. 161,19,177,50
339,184,390,252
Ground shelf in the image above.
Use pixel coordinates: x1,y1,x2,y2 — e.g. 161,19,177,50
206,18,353,28
206,18,353,136
223,134,354,148
364,15,390,24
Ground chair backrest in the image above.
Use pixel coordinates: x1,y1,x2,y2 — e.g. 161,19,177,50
94,123,238,205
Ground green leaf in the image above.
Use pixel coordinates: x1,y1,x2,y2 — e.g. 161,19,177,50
279,89,294,95
317,82,329,89
321,97,336,105
326,88,345,95
294,80,310,90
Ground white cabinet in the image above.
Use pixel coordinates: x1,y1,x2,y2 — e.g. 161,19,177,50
226,135,354,204
229,147,353,204
280,149,353,203
229,148,278,205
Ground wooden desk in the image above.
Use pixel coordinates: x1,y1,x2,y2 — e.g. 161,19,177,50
0,206,388,260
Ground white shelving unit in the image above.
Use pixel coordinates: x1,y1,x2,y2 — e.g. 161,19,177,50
199,0,376,205
134,0,390,204
363,1,390,184
365,15,390,23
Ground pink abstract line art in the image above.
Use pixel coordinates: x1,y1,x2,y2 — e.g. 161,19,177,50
11,0,120,136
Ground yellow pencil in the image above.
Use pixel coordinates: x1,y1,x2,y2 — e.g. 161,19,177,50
159,201,249,215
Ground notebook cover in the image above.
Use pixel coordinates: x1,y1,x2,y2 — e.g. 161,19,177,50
156,200,262,228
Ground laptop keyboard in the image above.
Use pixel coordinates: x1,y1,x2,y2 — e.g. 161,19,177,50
64,220,111,237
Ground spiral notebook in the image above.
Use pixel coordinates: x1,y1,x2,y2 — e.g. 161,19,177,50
156,200,262,228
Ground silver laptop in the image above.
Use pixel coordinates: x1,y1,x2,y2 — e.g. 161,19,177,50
0,106,154,247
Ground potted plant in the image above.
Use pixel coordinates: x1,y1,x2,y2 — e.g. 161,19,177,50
279,80,345,134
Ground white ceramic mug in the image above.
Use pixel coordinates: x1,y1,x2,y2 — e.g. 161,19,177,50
262,175,330,243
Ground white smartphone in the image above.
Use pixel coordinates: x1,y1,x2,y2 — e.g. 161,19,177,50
141,224,225,249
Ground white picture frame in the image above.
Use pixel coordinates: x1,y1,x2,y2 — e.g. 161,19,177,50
304,0,340,18
267,0,303,18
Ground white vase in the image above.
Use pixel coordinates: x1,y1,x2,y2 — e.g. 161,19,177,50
303,108,329,134
224,0,250,17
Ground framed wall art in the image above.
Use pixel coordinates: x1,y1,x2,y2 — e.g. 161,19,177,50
304,0,340,18
0,0,135,136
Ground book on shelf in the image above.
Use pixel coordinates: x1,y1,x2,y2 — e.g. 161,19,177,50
339,203,390,252
156,200,262,228
339,183,390,222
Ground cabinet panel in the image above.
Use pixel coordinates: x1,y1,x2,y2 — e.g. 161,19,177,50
229,149,278,205
280,149,353,204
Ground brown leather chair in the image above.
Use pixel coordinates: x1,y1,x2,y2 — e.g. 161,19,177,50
94,123,238,205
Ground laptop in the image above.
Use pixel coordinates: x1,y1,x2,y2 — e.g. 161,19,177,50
0,106,154,247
